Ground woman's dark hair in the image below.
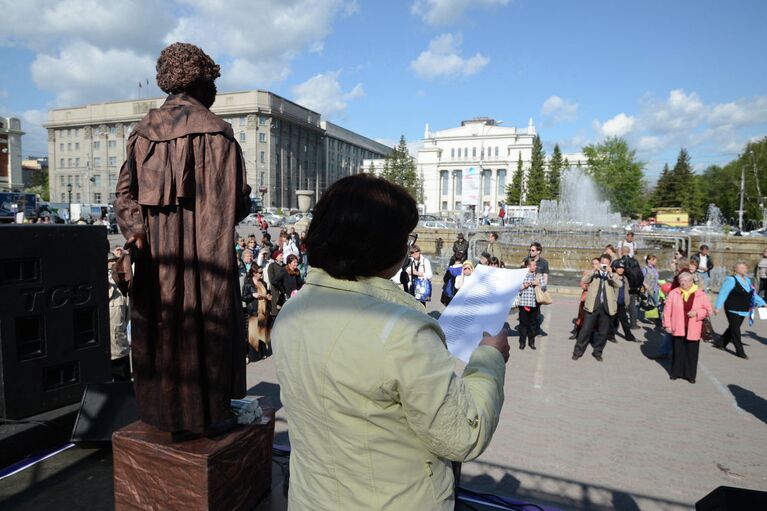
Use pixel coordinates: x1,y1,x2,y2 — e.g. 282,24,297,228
285,254,299,266
246,264,263,281
306,174,419,280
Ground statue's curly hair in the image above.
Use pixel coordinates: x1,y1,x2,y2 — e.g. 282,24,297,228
155,43,220,94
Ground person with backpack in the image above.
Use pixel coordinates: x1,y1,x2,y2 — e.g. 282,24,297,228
441,252,465,306
620,246,643,329
611,259,638,342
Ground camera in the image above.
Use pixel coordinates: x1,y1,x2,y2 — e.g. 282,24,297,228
600,264,608,271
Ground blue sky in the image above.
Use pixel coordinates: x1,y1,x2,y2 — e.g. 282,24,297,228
1,0,766,181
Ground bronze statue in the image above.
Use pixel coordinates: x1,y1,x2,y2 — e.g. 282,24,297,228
115,43,251,439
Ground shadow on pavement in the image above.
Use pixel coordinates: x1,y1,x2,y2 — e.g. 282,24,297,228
728,384,767,425
461,459,691,511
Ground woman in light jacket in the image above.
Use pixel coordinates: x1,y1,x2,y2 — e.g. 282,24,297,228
714,261,767,359
272,174,509,511
663,272,712,383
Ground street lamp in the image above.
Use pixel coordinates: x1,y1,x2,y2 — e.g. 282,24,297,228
66,183,73,223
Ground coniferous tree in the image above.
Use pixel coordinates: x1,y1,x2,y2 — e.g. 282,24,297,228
651,163,674,207
548,144,564,200
670,148,704,221
381,135,421,201
525,135,547,205
368,161,376,174
506,153,524,205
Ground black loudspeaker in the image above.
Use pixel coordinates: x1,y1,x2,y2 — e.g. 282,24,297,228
0,225,111,419
696,485,767,510
71,381,139,443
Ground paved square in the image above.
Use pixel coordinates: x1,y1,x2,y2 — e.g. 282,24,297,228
247,291,767,511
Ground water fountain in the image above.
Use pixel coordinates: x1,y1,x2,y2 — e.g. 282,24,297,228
537,168,623,230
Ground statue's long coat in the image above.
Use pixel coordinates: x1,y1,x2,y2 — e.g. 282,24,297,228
115,94,251,433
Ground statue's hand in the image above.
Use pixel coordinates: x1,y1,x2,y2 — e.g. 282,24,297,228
126,232,147,251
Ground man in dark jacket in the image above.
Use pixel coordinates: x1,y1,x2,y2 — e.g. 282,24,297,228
691,244,714,292
452,233,469,258
620,246,644,328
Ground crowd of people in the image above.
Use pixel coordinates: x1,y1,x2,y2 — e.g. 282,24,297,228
234,226,308,363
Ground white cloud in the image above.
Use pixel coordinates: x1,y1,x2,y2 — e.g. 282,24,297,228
166,0,347,89
708,96,767,128
0,0,174,53
30,41,157,106
593,113,635,138
291,71,364,118
541,95,578,123
410,33,489,79
411,0,510,25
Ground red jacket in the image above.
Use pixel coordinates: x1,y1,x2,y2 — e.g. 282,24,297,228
663,288,712,341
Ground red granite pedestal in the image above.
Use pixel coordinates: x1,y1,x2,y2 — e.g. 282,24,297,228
113,409,275,511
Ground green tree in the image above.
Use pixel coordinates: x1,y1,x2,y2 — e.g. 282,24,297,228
669,148,705,221
525,135,547,205
381,135,422,201
367,161,376,174
24,167,50,201
548,144,564,200
506,153,524,205
582,136,645,216
650,163,674,208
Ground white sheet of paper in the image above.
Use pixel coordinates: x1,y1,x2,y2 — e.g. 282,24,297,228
758,307,767,320
439,265,528,363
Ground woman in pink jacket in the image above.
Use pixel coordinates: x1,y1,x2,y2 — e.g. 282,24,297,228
663,272,713,383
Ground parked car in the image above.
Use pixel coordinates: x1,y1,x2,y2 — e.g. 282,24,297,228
286,213,306,225
648,223,683,233
688,225,725,236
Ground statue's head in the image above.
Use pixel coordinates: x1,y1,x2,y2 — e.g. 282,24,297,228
156,42,220,108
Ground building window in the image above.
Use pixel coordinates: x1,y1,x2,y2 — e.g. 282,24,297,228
109,126,117,135
60,176,65,186
464,147,468,158
441,201,448,211
454,170,462,195
239,132,246,143
108,140,116,148
93,141,100,150
450,148,455,159
67,175,72,184
259,116,266,125
75,175,81,186
260,151,265,163
440,170,449,195
495,147,499,157
76,193,81,202
259,133,266,143
108,156,116,167
93,175,101,187
93,157,101,167
60,143,64,151
482,169,492,195
497,169,507,196
68,143,72,151
94,193,101,203
68,158,73,167
60,158,65,167
455,201,462,210
61,193,66,201
109,174,118,187
472,147,477,158
75,157,80,167
480,147,484,159
76,142,80,150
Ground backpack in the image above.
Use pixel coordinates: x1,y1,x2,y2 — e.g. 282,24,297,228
624,257,644,292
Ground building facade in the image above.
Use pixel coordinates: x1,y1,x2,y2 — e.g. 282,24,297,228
44,91,391,210
0,116,24,192
416,118,537,213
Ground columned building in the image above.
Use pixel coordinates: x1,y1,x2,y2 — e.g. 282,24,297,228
44,91,391,209
417,118,536,214
0,116,25,192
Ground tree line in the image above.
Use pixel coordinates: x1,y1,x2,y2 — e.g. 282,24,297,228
374,131,767,227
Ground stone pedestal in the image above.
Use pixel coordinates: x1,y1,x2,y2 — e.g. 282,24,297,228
295,189,314,213
113,409,275,510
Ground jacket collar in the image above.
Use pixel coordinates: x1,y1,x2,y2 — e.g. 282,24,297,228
305,268,425,313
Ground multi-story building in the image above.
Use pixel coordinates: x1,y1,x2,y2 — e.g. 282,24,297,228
44,91,391,209
0,116,25,192
417,117,536,214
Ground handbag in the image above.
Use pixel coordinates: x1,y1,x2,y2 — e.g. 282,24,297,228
534,284,552,305
412,277,432,302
